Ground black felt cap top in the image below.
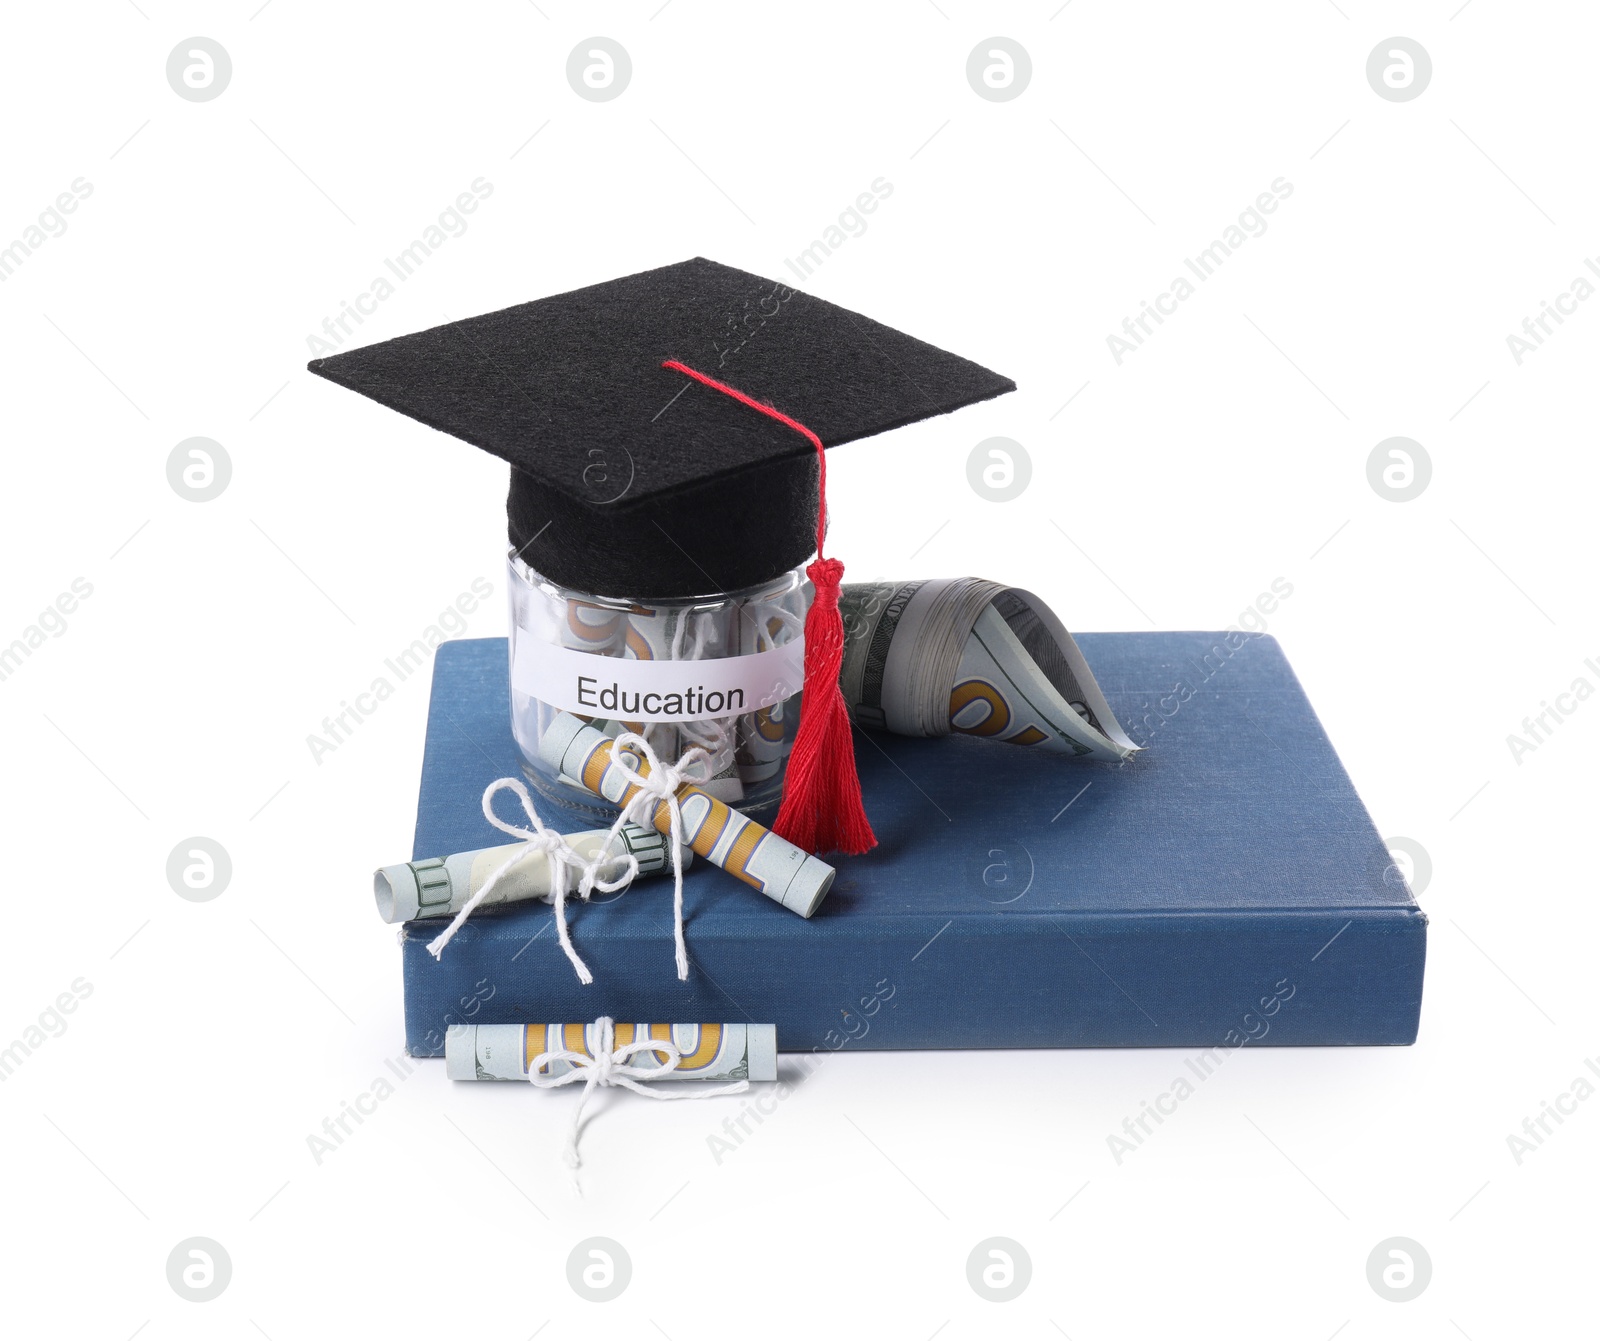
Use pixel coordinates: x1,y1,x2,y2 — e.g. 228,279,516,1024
308,257,1014,598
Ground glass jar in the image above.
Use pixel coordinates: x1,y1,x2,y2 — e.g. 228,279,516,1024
507,553,811,820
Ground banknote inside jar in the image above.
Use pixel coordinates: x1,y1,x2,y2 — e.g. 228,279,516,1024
508,555,811,818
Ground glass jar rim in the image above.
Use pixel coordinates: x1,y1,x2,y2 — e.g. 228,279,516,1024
507,549,809,608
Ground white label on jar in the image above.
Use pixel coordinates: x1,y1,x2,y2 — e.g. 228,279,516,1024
513,640,806,723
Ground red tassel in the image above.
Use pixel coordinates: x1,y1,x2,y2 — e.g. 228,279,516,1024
660,360,876,855
773,554,876,854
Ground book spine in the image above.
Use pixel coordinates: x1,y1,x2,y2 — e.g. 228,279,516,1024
402,909,1425,1055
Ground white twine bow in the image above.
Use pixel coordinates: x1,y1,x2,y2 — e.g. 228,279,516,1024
426,777,637,984
603,731,712,982
530,1015,747,1185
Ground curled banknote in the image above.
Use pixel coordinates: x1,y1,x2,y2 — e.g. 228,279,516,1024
539,711,835,917
838,578,1139,760
374,824,683,924
446,1021,777,1082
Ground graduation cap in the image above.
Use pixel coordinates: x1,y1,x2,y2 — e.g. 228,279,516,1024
308,256,1015,855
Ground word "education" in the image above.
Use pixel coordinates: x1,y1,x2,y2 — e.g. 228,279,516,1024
575,677,746,718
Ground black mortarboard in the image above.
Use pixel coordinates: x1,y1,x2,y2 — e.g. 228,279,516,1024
307,257,1014,598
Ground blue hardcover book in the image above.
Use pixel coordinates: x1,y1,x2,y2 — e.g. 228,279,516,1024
399,635,1425,1055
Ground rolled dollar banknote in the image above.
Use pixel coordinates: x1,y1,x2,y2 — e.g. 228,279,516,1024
557,598,638,656
539,711,835,917
839,577,1140,761
374,823,684,924
447,1021,777,1082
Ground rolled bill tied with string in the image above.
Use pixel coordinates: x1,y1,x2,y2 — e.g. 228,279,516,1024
539,712,835,918
447,1021,777,1083
374,824,683,924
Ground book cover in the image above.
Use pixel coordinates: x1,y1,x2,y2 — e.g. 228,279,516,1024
399,635,1426,1055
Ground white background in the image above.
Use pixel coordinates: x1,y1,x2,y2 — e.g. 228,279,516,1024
2,3,1595,1336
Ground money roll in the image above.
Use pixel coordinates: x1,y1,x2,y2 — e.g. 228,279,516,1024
447,1021,777,1083
838,577,1140,761
539,712,834,918
374,823,683,924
